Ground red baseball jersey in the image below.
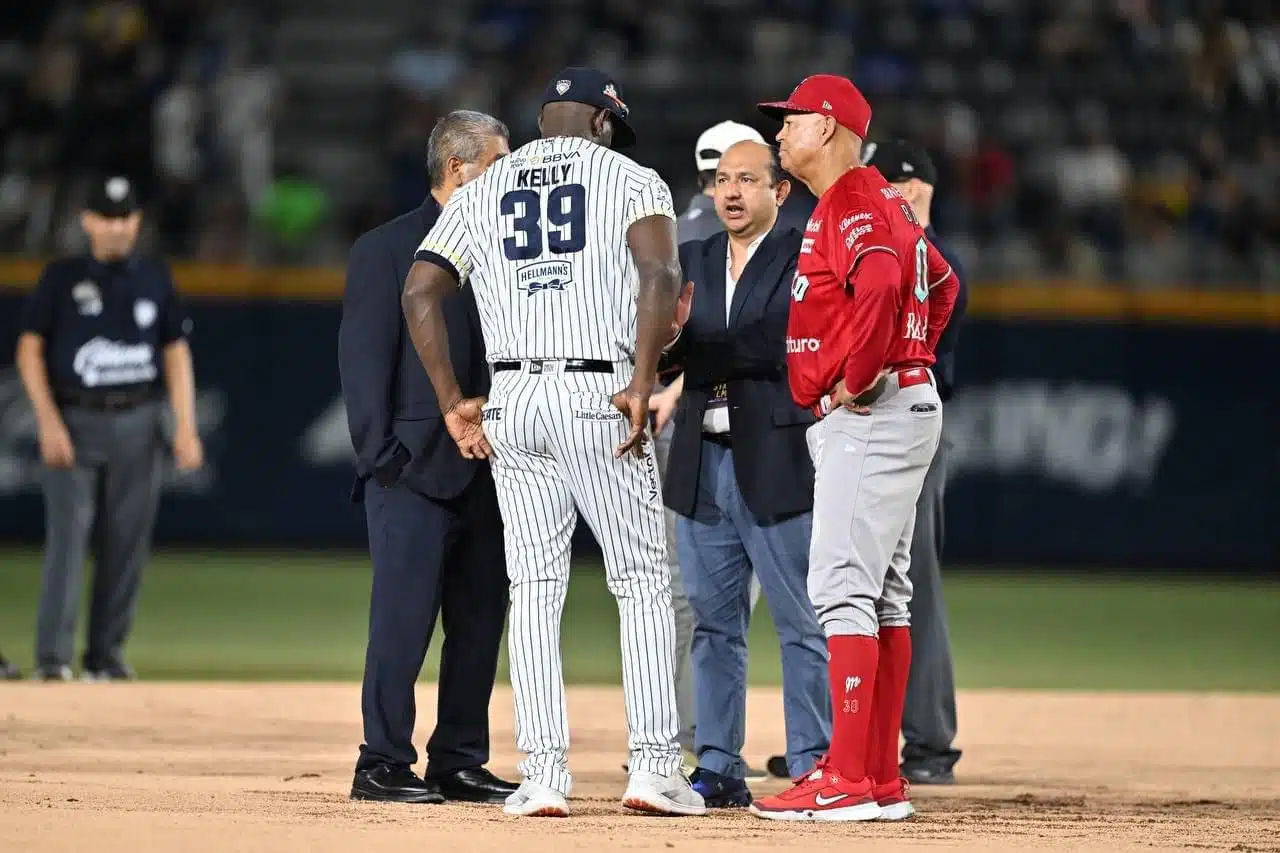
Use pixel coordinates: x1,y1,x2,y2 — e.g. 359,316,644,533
785,166,960,409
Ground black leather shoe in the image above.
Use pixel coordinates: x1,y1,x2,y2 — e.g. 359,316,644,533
902,763,956,785
428,767,519,804
351,765,445,803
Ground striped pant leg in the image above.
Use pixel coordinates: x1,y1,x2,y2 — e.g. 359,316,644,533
549,372,681,778
483,374,578,796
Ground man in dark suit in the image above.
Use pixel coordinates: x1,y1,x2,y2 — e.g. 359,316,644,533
864,139,969,786
654,141,830,807
338,110,517,805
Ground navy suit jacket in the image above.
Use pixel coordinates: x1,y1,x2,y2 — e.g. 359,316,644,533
661,227,817,521
338,200,489,503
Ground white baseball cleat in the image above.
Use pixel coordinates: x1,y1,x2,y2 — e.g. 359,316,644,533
622,771,708,816
503,780,570,817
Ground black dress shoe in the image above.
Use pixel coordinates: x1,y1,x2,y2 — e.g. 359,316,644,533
902,763,956,785
428,767,519,804
351,765,445,803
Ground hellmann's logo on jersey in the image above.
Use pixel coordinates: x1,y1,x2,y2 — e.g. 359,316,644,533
517,261,572,296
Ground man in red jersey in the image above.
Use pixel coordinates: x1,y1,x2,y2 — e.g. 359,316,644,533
747,74,959,823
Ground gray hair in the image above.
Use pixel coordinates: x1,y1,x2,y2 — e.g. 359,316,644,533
426,110,510,189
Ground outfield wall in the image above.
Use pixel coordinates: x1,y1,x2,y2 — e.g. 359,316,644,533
0,261,1275,570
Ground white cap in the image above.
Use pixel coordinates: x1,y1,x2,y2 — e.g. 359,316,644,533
694,120,767,172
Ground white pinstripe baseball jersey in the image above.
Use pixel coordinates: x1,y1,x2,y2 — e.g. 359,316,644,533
415,136,675,362
413,134,689,799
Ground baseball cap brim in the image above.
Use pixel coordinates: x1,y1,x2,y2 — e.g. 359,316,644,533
757,100,812,120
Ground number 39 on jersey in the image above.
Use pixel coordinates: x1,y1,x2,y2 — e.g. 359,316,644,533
500,185,587,261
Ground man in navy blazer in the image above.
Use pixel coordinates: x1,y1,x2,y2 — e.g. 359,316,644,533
655,141,830,807
338,110,516,805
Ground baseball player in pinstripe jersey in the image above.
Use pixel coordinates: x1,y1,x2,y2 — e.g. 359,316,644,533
401,67,704,819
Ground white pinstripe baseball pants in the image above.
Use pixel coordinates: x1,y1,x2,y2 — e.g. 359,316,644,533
482,361,682,796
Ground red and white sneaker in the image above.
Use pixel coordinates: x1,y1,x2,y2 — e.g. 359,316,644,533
873,777,915,821
748,760,881,822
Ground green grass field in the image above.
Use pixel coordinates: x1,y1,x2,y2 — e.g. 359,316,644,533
0,549,1276,691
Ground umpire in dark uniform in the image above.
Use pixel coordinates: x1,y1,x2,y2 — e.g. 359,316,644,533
15,175,203,682
338,110,516,805
865,140,969,785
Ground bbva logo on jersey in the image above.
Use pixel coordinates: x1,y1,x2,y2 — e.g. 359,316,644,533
517,260,572,296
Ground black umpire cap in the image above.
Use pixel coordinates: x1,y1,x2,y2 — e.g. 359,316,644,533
863,139,938,186
86,174,141,217
542,66,637,149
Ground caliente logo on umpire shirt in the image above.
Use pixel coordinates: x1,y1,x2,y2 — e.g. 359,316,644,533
72,338,156,387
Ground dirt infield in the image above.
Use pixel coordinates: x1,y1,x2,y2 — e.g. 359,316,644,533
2,684,1277,852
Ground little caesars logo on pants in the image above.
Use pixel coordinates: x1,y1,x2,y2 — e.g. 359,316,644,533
73,338,157,387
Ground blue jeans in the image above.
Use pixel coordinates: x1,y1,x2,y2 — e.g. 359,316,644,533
676,440,831,779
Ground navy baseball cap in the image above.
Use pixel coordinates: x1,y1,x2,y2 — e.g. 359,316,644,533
862,139,938,185
86,174,140,217
542,67,637,149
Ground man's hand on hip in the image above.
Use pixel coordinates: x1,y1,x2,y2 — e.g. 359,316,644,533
611,382,653,458
830,368,890,416
444,397,492,460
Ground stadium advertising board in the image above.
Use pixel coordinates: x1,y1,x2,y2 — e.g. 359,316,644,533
0,267,1274,569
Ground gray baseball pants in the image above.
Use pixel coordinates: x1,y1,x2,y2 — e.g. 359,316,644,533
36,403,165,671
804,370,942,637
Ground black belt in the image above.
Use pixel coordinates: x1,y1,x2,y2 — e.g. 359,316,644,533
56,386,160,412
493,359,614,374
702,432,732,448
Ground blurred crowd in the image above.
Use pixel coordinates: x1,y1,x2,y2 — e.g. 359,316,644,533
0,1,279,260
3,0,1278,288
367,0,1278,288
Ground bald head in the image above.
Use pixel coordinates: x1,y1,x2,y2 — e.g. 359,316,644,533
538,101,614,148
714,140,790,239
722,141,784,185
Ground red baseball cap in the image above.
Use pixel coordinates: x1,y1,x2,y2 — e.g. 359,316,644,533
757,74,872,138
